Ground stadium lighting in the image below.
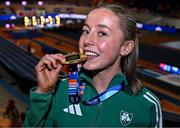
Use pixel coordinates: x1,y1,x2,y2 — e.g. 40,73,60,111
160,63,180,74
155,26,162,32
136,23,143,29
5,1,11,6
5,24,10,28
21,1,27,6
57,14,86,19
10,15,17,20
37,1,44,6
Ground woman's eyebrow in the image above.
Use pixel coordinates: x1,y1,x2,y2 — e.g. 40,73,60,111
97,24,111,31
83,23,111,31
83,23,90,28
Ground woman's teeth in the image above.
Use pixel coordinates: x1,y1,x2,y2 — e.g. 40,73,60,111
85,51,99,57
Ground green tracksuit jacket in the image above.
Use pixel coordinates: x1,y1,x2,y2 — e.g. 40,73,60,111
24,72,162,127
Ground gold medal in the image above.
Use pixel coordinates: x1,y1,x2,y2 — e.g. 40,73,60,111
63,52,87,65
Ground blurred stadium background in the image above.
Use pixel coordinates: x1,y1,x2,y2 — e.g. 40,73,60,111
0,0,179,127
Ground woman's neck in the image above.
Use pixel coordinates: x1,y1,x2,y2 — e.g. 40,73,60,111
92,65,121,94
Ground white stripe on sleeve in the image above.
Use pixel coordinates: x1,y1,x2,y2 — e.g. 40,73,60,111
146,92,162,128
143,93,162,128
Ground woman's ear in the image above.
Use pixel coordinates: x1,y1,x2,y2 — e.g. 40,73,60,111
120,40,134,56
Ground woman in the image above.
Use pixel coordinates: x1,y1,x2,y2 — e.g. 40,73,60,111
24,4,162,127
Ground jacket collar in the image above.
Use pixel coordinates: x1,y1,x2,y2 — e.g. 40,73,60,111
79,69,127,89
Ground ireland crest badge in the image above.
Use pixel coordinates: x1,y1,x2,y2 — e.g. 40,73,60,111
120,110,133,126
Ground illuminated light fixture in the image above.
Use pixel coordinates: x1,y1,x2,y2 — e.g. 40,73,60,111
40,16,45,25
40,16,44,19
24,16,30,27
136,23,143,29
32,16,36,20
37,1,44,6
5,24,10,28
10,15,17,20
32,16,38,26
47,16,54,28
160,63,180,74
58,14,86,19
70,14,86,19
155,26,162,32
55,15,60,26
5,1,11,6
21,1,27,6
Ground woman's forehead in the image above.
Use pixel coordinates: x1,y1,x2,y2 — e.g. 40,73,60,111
88,8,117,19
85,8,120,27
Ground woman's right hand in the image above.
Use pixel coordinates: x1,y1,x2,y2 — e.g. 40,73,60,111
35,54,66,93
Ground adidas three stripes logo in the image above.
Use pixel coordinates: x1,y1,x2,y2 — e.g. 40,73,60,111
63,104,82,116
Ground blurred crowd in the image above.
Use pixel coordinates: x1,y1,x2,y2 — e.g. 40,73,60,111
3,99,26,127
0,0,179,18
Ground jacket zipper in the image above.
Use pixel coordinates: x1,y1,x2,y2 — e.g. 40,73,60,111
94,102,102,127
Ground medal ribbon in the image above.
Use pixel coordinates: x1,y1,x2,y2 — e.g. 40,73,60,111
81,82,124,106
68,65,126,106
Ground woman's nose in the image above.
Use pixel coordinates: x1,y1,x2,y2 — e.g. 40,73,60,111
84,32,95,46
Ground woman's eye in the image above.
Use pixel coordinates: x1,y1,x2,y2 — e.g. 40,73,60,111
98,31,107,37
81,30,89,36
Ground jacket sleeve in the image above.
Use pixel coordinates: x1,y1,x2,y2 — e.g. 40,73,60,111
23,87,53,127
150,99,163,128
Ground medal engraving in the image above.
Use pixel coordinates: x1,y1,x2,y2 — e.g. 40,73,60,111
63,53,87,64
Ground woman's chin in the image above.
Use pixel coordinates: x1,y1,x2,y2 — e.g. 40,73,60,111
82,63,97,71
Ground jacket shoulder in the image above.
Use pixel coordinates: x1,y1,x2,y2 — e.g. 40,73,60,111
138,88,161,107
136,88,162,127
